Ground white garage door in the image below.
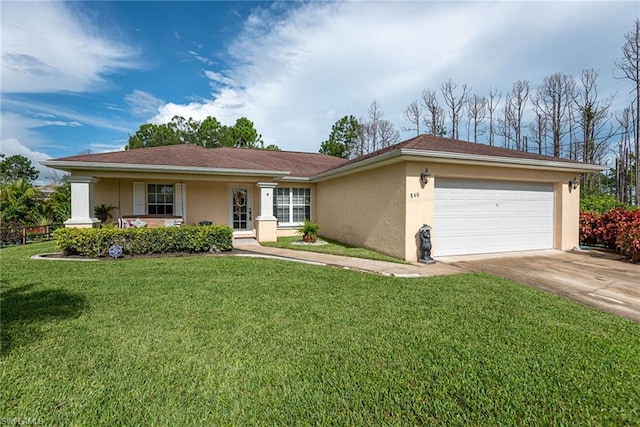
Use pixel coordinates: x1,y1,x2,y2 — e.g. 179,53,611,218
433,179,554,256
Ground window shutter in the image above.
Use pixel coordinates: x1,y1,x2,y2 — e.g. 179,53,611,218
174,183,186,219
133,182,145,215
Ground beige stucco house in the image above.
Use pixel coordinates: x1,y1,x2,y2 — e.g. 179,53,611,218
42,135,603,262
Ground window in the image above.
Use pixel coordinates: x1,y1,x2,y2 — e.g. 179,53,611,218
274,188,311,224
147,184,174,215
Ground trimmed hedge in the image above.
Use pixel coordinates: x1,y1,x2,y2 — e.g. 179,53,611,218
53,225,233,258
579,207,640,262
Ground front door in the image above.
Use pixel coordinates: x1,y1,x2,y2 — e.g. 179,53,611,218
230,187,252,232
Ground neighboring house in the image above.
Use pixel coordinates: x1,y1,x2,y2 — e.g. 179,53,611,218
36,183,62,199
42,135,603,261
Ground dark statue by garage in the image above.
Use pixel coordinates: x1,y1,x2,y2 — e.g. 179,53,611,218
418,224,436,264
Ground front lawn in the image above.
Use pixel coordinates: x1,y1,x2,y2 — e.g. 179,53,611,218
1,242,639,425
262,235,406,263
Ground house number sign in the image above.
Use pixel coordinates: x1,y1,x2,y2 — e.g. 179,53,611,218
410,192,420,198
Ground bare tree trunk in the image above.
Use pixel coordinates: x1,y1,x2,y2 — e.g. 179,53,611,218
533,73,575,158
359,100,400,154
402,100,421,136
507,81,530,151
421,89,446,136
487,88,501,146
465,94,488,143
441,79,471,140
615,20,640,204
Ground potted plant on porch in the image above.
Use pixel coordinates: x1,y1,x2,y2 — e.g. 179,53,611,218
297,219,320,243
94,204,117,223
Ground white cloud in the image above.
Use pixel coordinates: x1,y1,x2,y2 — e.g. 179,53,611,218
149,2,635,152
204,71,236,87
88,141,127,153
1,2,139,93
125,90,165,118
188,51,216,66
2,98,135,134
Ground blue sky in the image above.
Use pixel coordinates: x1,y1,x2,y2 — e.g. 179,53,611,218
1,1,638,182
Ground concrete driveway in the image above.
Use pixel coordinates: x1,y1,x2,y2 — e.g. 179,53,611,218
442,249,640,323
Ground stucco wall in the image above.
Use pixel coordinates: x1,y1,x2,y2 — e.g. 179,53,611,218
319,161,582,261
316,163,408,260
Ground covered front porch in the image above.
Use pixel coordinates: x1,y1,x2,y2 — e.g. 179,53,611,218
64,175,313,243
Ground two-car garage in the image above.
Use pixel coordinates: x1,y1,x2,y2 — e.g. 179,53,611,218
433,179,555,257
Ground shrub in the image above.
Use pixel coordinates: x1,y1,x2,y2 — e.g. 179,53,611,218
297,220,320,243
599,208,639,249
579,208,640,262
580,193,629,214
616,218,640,262
579,211,600,246
53,225,233,258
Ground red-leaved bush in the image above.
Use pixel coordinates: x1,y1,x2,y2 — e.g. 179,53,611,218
616,218,640,262
579,207,640,262
579,211,600,246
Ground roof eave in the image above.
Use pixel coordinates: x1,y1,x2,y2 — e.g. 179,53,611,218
40,160,291,179
399,149,606,172
311,149,604,181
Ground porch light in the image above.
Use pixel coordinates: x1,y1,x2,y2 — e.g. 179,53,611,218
420,168,432,185
568,177,579,191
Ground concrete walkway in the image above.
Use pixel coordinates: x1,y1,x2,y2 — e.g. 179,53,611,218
232,238,464,277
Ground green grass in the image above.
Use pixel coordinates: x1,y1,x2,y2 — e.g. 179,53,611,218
262,235,406,263
2,242,640,426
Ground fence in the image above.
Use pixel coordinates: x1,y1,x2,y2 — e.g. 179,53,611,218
0,224,62,247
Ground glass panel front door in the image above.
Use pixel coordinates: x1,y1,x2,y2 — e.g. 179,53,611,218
231,188,251,230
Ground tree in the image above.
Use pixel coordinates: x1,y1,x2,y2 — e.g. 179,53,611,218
195,116,223,148
218,117,264,148
615,19,640,205
126,116,266,150
573,69,616,174
507,80,530,151
0,178,43,225
126,122,181,149
0,154,39,184
532,73,575,157
529,94,548,155
46,182,71,222
421,89,447,136
465,94,488,142
440,79,470,139
402,100,422,136
356,100,400,157
487,88,501,146
319,115,362,158
615,106,636,203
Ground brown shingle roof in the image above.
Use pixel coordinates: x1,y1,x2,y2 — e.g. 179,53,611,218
49,135,600,180
52,144,348,178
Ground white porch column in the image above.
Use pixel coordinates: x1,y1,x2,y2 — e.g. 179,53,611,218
64,176,101,228
255,182,277,242
256,182,277,219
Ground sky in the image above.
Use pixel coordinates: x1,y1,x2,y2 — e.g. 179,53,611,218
1,1,638,182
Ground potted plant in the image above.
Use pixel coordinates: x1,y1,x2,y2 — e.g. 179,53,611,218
297,219,320,243
94,204,117,223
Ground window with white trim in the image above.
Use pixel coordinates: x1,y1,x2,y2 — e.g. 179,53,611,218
147,184,174,215
274,187,311,224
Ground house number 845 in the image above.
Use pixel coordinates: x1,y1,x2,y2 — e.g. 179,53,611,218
410,192,420,198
